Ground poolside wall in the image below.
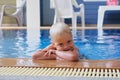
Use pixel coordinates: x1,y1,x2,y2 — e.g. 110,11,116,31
1,0,120,26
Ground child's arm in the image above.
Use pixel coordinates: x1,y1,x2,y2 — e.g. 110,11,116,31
32,49,56,60
55,47,79,61
45,47,79,61
32,44,56,60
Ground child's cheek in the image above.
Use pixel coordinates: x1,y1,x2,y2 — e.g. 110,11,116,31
56,47,63,51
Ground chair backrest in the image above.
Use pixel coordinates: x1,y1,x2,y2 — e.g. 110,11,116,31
54,0,73,18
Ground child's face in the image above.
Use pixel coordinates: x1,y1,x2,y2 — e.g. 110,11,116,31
52,34,74,51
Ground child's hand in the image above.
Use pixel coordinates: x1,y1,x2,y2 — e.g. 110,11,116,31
44,49,56,57
42,49,47,52
32,50,44,59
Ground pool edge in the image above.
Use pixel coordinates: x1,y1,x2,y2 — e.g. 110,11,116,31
0,58,120,69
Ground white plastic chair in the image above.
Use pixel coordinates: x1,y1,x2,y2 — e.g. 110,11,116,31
97,6,120,38
0,6,4,27
0,0,26,26
53,0,85,30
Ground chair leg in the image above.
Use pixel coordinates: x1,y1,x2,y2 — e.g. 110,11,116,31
0,5,5,27
81,13,85,40
53,14,57,24
16,15,23,26
81,6,85,28
0,14,2,27
72,15,77,36
97,7,104,37
0,13,3,27
80,10,86,41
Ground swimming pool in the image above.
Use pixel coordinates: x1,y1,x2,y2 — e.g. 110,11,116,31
0,29,120,60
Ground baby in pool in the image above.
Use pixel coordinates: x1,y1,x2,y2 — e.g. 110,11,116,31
32,22,80,61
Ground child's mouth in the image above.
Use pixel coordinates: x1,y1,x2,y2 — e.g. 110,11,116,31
64,47,73,51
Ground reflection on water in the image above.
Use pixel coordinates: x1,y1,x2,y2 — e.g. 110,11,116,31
0,29,120,60
26,27,40,56
0,30,3,39
0,29,40,58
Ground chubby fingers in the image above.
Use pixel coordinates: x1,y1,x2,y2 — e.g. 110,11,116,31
44,50,55,57
44,51,49,57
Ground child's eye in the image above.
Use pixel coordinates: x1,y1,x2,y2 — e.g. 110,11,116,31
58,43,63,47
67,40,71,44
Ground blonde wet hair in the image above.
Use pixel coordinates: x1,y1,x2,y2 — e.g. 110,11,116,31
50,22,72,41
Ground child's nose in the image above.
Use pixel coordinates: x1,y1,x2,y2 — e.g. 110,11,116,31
64,46,71,50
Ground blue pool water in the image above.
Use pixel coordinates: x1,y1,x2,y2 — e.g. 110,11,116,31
0,29,120,60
